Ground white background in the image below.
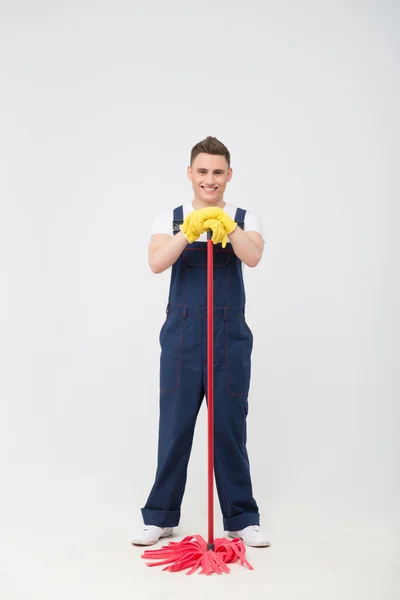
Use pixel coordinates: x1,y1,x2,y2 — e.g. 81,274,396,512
1,1,399,598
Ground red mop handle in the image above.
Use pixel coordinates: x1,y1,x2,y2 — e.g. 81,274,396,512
207,230,214,549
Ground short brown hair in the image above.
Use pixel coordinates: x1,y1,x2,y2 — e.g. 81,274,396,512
190,136,231,168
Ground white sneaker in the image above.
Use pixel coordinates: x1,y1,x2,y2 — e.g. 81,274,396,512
131,525,174,546
227,525,270,547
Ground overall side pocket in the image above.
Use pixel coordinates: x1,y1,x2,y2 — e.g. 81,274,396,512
160,314,184,394
225,317,253,397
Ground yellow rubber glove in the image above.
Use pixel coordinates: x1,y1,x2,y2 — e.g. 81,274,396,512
217,210,238,235
180,207,238,244
202,218,228,248
195,207,238,235
180,211,203,243
180,208,223,243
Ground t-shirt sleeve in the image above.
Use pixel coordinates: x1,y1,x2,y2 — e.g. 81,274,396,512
151,211,173,237
244,210,264,239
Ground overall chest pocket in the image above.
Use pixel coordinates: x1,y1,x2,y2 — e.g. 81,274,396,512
182,247,233,268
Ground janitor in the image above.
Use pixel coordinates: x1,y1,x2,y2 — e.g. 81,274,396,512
132,136,270,548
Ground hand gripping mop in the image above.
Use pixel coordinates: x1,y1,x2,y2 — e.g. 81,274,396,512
141,231,254,575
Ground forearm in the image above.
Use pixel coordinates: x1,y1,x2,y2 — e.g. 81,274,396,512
228,227,263,267
149,232,189,274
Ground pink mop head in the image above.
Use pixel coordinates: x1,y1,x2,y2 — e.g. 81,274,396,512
141,534,253,575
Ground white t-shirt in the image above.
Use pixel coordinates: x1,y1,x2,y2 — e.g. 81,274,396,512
151,201,264,242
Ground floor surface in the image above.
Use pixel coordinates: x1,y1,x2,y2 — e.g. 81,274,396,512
1,481,398,600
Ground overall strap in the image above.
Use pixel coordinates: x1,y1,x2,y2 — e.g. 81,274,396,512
234,207,246,230
172,205,184,235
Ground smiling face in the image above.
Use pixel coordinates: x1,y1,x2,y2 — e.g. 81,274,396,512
188,153,233,208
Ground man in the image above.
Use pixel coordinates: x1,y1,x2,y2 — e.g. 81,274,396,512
132,136,270,547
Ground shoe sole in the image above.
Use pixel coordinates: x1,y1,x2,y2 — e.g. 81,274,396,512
131,530,173,547
227,532,271,548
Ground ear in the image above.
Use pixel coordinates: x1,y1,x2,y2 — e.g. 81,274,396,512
187,165,193,181
227,167,233,182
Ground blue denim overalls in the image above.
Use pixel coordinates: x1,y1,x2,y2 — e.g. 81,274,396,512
141,206,259,531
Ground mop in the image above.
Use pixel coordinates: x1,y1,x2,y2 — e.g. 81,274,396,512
141,231,254,575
